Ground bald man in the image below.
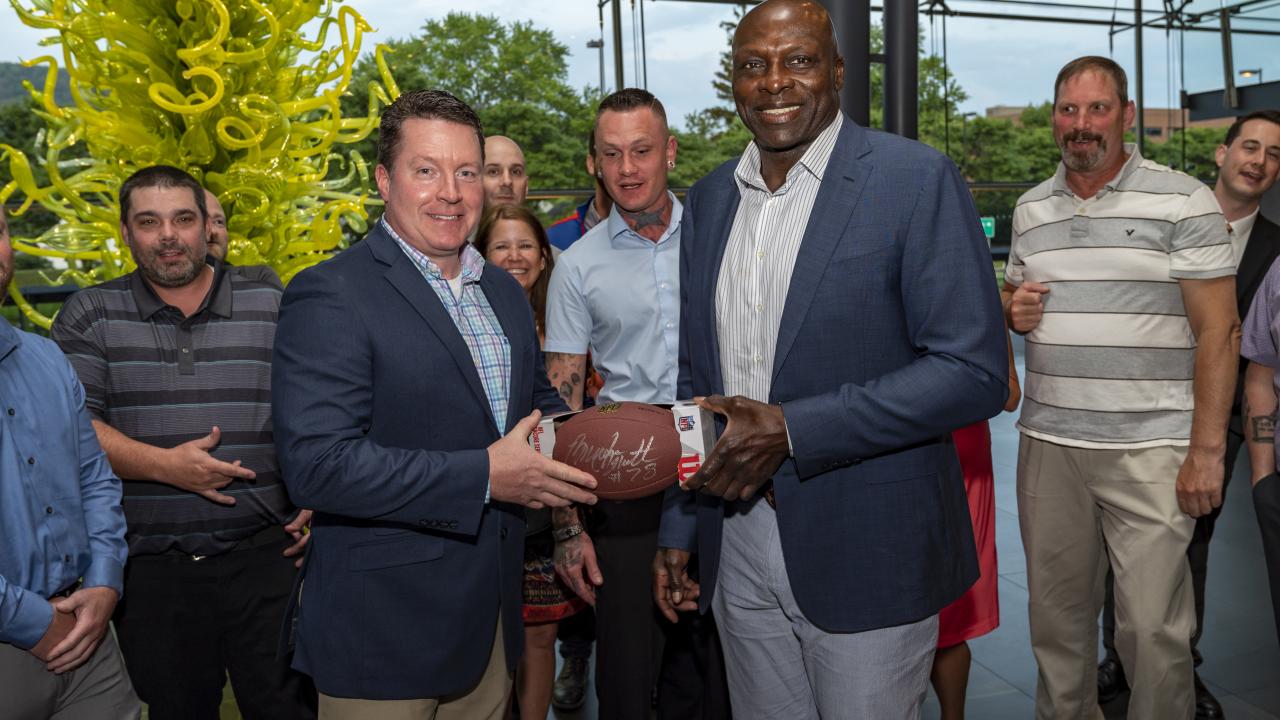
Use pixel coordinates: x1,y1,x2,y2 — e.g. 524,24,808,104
657,1,1007,717
483,135,529,207
202,189,282,287
204,190,228,261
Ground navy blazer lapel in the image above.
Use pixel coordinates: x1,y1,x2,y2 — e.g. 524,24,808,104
1238,216,1280,315
702,177,741,397
370,229,498,433
770,120,873,389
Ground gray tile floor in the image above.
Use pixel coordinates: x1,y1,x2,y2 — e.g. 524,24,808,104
549,338,1280,719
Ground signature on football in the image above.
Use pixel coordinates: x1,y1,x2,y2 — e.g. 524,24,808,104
563,432,659,483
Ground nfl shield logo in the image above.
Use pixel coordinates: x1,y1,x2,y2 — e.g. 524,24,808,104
677,416,695,431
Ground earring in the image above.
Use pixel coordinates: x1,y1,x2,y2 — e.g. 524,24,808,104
667,160,675,169
596,170,604,179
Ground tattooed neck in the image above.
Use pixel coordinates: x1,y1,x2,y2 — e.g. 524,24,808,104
620,195,672,241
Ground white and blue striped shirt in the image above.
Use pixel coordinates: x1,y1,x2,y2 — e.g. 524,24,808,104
717,114,843,404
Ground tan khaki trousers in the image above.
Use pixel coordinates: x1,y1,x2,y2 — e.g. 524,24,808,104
318,615,511,720
1017,435,1195,720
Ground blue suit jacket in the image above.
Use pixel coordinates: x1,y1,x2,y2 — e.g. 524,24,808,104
272,224,564,699
664,117,1009,633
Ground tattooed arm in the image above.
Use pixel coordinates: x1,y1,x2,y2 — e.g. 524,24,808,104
545,352,588,412
545,351,598,600
552,502,602,604
1245,360,1278,486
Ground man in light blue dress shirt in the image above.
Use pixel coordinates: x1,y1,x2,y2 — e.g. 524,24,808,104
544,88,729,720
0,205,138,718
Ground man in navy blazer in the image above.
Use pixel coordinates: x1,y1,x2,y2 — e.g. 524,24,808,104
655,1,1007,717
272,90,597,719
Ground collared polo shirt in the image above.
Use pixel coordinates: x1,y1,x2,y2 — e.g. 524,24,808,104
51,263,293,557
544,192,682,404
1006,146,1233,448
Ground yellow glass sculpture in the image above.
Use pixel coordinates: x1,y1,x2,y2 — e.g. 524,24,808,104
1,0,399,327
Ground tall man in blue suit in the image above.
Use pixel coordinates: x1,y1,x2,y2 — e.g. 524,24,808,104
272,90,598,720
655,1,1008,717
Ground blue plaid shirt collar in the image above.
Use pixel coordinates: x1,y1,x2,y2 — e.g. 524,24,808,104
381,217,487,283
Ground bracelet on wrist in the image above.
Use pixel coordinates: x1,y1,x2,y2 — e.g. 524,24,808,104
552,524,585,542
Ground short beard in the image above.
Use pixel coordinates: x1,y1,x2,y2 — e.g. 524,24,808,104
137,244,205,288
1058,130,1107,172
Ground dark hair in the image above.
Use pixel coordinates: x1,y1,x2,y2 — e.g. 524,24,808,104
1054,56,1129,107
119,165,206,225
595,88,669,133
474,205,555,337
1224,110,1280,146
378,90,485,171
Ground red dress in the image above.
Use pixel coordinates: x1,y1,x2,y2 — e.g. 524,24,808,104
937,420,1000,647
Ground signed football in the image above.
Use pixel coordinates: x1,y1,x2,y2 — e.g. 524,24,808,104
552,401,682,501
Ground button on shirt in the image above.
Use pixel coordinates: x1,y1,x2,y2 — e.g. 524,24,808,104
0,320,126,649
384,219,511,500
545,192,683,404
717,114,843,404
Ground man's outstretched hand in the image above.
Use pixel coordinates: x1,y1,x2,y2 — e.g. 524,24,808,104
681,395,789,501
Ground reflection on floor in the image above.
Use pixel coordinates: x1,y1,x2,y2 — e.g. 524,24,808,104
547,337,1280,720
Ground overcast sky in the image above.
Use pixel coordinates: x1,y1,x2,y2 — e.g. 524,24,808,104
2,1,1277,130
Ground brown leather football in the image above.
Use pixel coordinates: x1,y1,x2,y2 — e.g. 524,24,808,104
552,401,681,501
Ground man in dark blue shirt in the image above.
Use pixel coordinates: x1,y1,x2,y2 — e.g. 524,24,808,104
0,204,139,718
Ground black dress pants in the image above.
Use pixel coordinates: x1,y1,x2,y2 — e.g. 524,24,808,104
656,554,732,720
113,528,316,720
557,605,595,660
590,494,666,720
588,494,732,720
1254,472,1280,647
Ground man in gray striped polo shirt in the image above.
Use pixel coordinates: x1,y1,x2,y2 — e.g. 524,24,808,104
1004,57,1238,719
51,166,315,719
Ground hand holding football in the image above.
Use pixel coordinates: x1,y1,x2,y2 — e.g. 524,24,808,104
552,402,682,501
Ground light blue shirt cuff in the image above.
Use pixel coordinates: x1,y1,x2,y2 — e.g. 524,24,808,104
3,586,54,650
81,557,125,597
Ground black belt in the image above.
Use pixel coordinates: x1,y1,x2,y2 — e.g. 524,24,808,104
49,580,81,599
157,524,286,560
